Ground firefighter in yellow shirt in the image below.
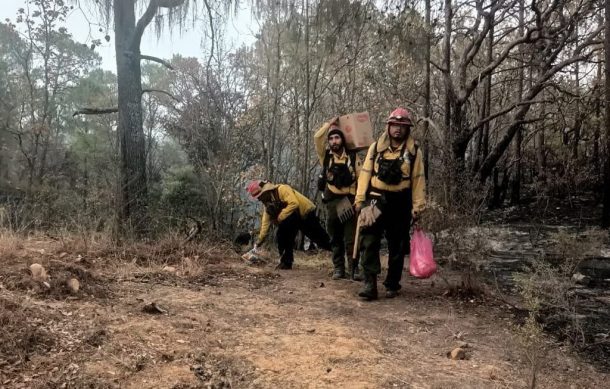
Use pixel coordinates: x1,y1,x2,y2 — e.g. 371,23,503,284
314,118,363,280
354,108,426,300
246,180,331,269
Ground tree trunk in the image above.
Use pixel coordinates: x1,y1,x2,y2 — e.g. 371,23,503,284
442,0,452,206
301,0,311,195
423,0,431,181
594,56,602,176
573,24,581,160
602,0,610,227
510,0,524,205
269,23,281,182
536,106,546,181
475,16,494,174
114,0,148,236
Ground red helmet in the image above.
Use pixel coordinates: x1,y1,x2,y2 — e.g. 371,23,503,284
387,107,413,126
246,180,264,198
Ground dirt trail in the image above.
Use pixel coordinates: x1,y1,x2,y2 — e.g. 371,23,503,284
0,240,608,388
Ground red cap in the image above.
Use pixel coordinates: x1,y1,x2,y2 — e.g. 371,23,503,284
246,180,263,198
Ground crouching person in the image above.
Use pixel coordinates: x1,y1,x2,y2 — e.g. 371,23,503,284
246,180,332,269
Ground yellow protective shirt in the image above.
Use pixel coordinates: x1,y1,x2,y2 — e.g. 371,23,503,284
257,184,315,244
355,132,426,214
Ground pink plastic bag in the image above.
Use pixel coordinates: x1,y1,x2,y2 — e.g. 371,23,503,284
409,228,437,278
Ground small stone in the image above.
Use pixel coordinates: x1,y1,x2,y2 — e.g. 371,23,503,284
30,263,49,282
162,266,177,273
326,367,332,373
59,252,68,258
448,347,466,360
288,291,293,294
66,278,80,294
319,282,325,288
306,328,316,333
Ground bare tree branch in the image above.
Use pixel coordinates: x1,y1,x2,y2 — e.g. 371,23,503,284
132,1,160,51
430,60,447,73
72,107,118,117
132,0,185,51
140,54,174,70
142,88,180,102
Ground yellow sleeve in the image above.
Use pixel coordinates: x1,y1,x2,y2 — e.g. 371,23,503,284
314,122,331,166
411,148,426,213
354,153,363,179
276,185,299,223
355,143,376,204
257,209,271,244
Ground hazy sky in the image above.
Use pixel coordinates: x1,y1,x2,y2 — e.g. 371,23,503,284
0,0,258,70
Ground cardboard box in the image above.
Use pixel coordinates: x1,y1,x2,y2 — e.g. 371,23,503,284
338,111,374,150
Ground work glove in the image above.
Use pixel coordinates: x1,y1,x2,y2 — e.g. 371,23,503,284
358,202,381,228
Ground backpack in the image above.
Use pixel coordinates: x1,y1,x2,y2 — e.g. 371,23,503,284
317,149,357,190
262,189,287,219
371,141,418,184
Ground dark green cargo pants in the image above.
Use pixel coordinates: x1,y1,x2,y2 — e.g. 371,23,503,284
325,196,356,271
359,189,412,290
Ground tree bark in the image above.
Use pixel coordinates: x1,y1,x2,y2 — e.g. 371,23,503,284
602,1,610,227
510,0,524,204
423,0,431,181
442,0,452,205
594,54,602,175
536,93,546,182
114,0,148,236
302,0,311,194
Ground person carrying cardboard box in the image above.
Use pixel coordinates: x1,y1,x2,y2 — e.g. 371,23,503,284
354,107,427,300
314,117,363,280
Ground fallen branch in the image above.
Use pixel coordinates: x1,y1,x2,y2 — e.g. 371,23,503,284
140,54,174,70
72,107,118,117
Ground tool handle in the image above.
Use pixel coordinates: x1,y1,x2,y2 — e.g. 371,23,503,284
352,216,361,260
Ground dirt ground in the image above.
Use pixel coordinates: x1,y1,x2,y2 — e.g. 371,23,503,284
0,237,608,389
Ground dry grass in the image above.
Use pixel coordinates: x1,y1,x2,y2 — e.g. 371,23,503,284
0,229,24,259
0,295,57,365
0,232,607,388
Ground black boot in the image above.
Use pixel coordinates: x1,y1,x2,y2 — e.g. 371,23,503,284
385,289,399,298
332,267,346,280
358,274,378,301
383,282,401,298
276,262,292,270
350,259,364,281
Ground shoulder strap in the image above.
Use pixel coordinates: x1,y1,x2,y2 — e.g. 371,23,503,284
370,142,378,161
347,150,357,171
323,150,332,174
408,144,419,178
370,142,379,176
